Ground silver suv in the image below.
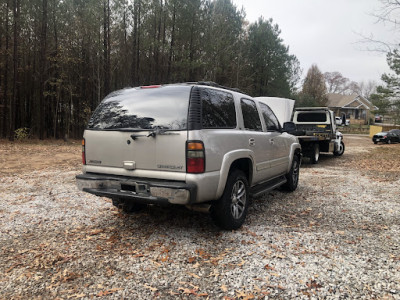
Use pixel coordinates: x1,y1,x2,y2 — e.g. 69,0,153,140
76,83,301,230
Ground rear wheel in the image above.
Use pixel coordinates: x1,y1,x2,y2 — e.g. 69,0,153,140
211,170,249,230
333,141,345,156
310,144,320,164
281,154,300,192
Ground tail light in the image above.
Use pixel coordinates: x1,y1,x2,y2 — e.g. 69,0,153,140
82,139,86,165
186,141,205,173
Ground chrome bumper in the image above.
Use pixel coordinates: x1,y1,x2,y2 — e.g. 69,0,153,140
76,173,196,205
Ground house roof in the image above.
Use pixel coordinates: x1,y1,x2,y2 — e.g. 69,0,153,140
326,93,376,110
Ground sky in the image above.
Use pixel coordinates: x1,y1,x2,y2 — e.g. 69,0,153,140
231,0,396,85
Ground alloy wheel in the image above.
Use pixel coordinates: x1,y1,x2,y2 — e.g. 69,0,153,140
230,180,246,220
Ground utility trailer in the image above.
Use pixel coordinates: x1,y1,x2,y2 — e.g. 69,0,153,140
291,107,345,164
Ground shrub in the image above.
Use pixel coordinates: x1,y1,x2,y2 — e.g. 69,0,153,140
14,127,30,140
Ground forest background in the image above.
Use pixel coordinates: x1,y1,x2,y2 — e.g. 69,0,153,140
0,0,302,140
1,0,398,140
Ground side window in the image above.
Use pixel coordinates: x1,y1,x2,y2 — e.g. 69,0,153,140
201,88,236,128
259,103,280,131
240,99,262,131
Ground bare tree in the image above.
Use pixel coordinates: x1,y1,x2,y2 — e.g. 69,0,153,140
374,0,400,28
357,80,377,98
357,0,400,52
324,71,349,94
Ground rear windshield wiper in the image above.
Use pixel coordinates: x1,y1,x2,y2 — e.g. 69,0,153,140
87,126,178,139
97,128,146,132
132,128,178,140
147,127,168,137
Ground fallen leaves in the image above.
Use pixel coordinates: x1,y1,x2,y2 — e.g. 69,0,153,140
169,283,208,297
96,288,123,297
143,284,158,292
306,279,323,289
221,285,228,292
350,146,400,182
264,264,275,271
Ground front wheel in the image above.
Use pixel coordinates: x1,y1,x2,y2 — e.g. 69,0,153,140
387,139,392,144
211,170,249,230
281,154,300,192
333,141,345,156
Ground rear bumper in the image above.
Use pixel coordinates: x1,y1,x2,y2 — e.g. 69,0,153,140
76,173,197,205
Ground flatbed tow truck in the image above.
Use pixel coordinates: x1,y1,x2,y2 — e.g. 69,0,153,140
291,107,345,164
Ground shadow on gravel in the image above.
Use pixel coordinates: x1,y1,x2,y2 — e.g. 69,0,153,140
105,203,220,234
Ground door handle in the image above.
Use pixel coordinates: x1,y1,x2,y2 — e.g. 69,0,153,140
249,138,255,146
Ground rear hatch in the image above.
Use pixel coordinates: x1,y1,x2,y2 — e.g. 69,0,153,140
84,85,191,174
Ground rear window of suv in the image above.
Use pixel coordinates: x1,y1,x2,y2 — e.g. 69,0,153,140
87,86,190,130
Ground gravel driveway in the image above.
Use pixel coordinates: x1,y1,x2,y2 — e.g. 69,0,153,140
0,135,399,299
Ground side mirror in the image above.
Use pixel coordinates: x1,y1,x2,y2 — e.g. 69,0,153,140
283,122,296,133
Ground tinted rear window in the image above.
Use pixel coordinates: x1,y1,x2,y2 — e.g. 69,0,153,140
87,86,190,130
297,112,327,122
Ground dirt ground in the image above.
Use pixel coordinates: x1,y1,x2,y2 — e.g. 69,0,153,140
0,139,82,176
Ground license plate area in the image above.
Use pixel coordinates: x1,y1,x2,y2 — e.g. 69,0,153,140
120,183,149,194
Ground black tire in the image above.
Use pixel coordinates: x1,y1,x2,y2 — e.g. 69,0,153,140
211,170,249,230
333,141,345,156
387,139,392,144
310,143,320,164
281,154,300,192
373,141,378,144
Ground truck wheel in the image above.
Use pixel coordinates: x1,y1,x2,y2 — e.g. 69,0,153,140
282,154,300,192
211,170,249,230
334,141,345,156
310,144,319,164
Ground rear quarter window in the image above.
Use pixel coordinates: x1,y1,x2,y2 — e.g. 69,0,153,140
201,88,236,128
